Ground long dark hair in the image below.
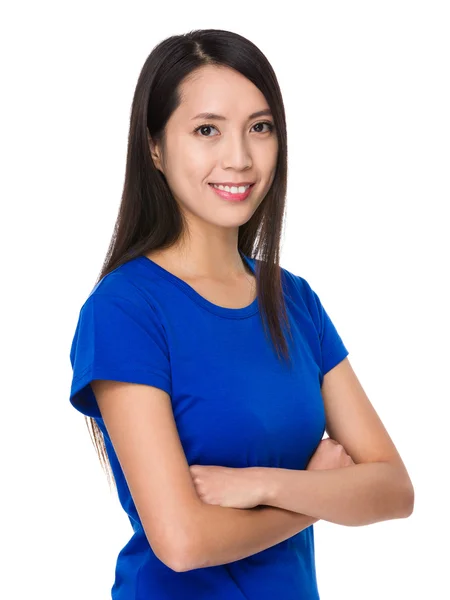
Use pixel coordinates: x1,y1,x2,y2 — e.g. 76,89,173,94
85,29,293,491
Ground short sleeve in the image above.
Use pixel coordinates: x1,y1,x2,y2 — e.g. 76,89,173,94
301,278,349,378
69,292,172,418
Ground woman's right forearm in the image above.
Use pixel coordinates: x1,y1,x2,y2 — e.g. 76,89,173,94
178,502,319,572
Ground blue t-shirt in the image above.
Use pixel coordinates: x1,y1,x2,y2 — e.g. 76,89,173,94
69,251,349,600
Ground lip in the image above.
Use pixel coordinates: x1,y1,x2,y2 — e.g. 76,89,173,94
209,182,255,187
209,183,254,202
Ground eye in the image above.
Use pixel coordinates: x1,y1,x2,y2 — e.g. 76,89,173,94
194,121,275,138
252,121,274,134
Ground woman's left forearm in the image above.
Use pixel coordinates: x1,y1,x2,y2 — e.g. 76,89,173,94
258,462,414,527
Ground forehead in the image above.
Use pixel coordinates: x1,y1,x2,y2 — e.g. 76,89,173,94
175,65,269,119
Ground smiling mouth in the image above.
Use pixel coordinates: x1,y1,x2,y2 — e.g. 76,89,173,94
208,182,255,201
208,183,255,190
209,182,255,187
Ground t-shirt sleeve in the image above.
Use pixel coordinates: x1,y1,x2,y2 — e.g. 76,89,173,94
69,292,172,419
301,278,349,378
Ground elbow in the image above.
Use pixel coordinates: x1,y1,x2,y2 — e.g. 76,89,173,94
166,553,189,573
403,484,415,518
161,521,203,573
155,533,193,572
158,541,192,573
150,541,180,573
387,462,415,520
149,528,197,572
398,474,415,519
155,503,205,572
167,538,201,573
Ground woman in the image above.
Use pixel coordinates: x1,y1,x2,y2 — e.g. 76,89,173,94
69,28,414,599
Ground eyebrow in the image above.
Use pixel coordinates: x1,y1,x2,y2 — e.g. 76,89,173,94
191,109,273,121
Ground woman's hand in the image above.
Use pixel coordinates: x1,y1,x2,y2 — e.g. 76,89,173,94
189,437,354,510
189,464,266,509
306,437,355,471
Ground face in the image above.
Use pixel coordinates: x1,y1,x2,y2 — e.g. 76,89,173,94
148,65,279,235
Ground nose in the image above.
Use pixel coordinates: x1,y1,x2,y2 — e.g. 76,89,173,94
219,134,253,171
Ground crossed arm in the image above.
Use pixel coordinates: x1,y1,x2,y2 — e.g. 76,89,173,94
176,503,319,571
180,459,412,572
178,358,414,572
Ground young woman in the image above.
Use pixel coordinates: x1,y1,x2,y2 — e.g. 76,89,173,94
69,28,414,600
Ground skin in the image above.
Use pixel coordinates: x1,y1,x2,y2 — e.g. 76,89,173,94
147,64,278,284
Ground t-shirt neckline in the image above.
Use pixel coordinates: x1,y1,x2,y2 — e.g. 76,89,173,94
137,250,259,319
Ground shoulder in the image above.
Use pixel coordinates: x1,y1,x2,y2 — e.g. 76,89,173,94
72,259,167,356
81,257,155,312
279,264,331,338
280,264,316,306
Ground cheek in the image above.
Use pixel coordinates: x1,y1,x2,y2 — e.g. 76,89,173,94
251,139,278,168
189,154,212,180
164,151,206,190
175,143,212,182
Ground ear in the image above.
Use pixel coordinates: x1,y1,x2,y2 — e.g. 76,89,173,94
147,129,164,173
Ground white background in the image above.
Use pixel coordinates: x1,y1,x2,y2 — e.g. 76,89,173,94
1,1,448,598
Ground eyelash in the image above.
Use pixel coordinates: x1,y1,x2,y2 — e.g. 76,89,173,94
194,121,275,137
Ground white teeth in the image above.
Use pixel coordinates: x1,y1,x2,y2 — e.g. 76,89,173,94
212,184,250,194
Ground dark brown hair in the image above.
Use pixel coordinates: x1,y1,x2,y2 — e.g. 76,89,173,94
84,29,293,490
